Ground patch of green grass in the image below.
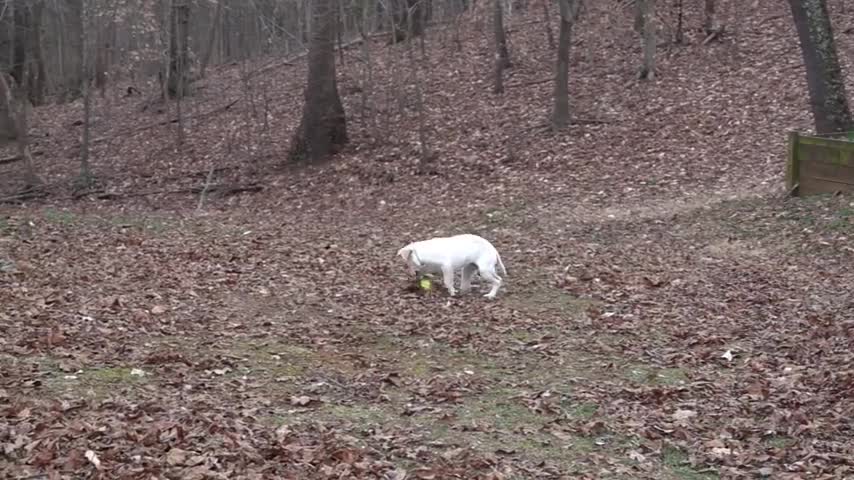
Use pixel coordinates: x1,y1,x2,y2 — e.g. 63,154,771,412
421,388,631,473
324,404,398,426
43,208,79,225
84,366,145,383
40,208,175,234
457,387,542,431
828,206,853,232
505,287,596,315
479,201,530,227
110,215,173,233
364,335,505,380
764,435,794,449
663,446,718,479
565,401,599,418
228,340,323,377
43,365,148,398
626,366,688,386
0,216,9,235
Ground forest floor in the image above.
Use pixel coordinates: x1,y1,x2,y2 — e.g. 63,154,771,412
2,1,854,479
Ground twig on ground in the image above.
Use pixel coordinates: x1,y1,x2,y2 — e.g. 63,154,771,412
506,77,552,88
0,154,21,165
197,165,217,210
94,183,263,201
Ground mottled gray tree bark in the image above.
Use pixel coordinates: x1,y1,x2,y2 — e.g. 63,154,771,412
492,0,510,94
638,0,655,81
288,0,347,162
166,0,190,98
787,0,853,134
551,0,581,129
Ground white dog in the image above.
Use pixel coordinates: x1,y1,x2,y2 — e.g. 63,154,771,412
397,234,507,299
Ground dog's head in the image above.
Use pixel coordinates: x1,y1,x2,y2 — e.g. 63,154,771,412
397,246,422,274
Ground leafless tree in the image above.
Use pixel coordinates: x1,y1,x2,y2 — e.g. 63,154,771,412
787,0,853,134
288,0,348,162
637,0,655,81
703,0,723,43
0,73,41,190
166,0,190,99
389,0,425,43
492,0,510,94
77,0,94,191
199,0,223,78
403,8,433,172
551,0,581,129
541,0,555,49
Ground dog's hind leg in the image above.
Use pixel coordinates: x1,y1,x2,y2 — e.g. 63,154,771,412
441,265,457,296
478,266,502,299
460,264,478,293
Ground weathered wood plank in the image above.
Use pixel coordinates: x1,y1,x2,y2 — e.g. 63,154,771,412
792,133,854,196
798,135,854,152
787,131,800,193
799,176,854,196
801,159,854,185
798,144,854,167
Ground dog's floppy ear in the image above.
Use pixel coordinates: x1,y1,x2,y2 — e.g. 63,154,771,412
397,246,422,269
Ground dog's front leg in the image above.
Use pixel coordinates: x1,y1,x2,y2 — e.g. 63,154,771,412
441,265,457,296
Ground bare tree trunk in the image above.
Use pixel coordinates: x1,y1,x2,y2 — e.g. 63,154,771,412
703,0,717,34
673,0,684,44
389,0,424,43
493,0,510,93
336,0,346,66
94,25,107,96
356,8,378,139
199,0,224,78
167,0,191,98
452,0,464,51
0,2,42,186
494,0,510,68
0,73,40,189
27,1,47,106
77,0,94,190
7,0,14,77
551,0,580,129
787,0,853,134
541,0,555,49
405,12,433,173
303,0,312,45
287,0,348,162
638,0,655,81
493,53,505,94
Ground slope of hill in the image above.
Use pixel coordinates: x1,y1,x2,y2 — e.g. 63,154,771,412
2,1,853,478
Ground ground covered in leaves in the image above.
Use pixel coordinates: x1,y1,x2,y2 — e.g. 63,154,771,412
2,1,854,478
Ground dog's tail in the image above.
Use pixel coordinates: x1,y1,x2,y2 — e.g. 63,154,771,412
496,252,507,276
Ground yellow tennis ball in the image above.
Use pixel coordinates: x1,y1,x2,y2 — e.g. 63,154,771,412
419,278,433,290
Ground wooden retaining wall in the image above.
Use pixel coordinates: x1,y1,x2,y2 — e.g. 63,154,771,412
787,132,854,197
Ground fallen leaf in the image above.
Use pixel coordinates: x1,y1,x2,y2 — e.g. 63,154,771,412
385,468,407,480
289,395,313,406
167,447,189,466
85,450,101,469
672,409,697,421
